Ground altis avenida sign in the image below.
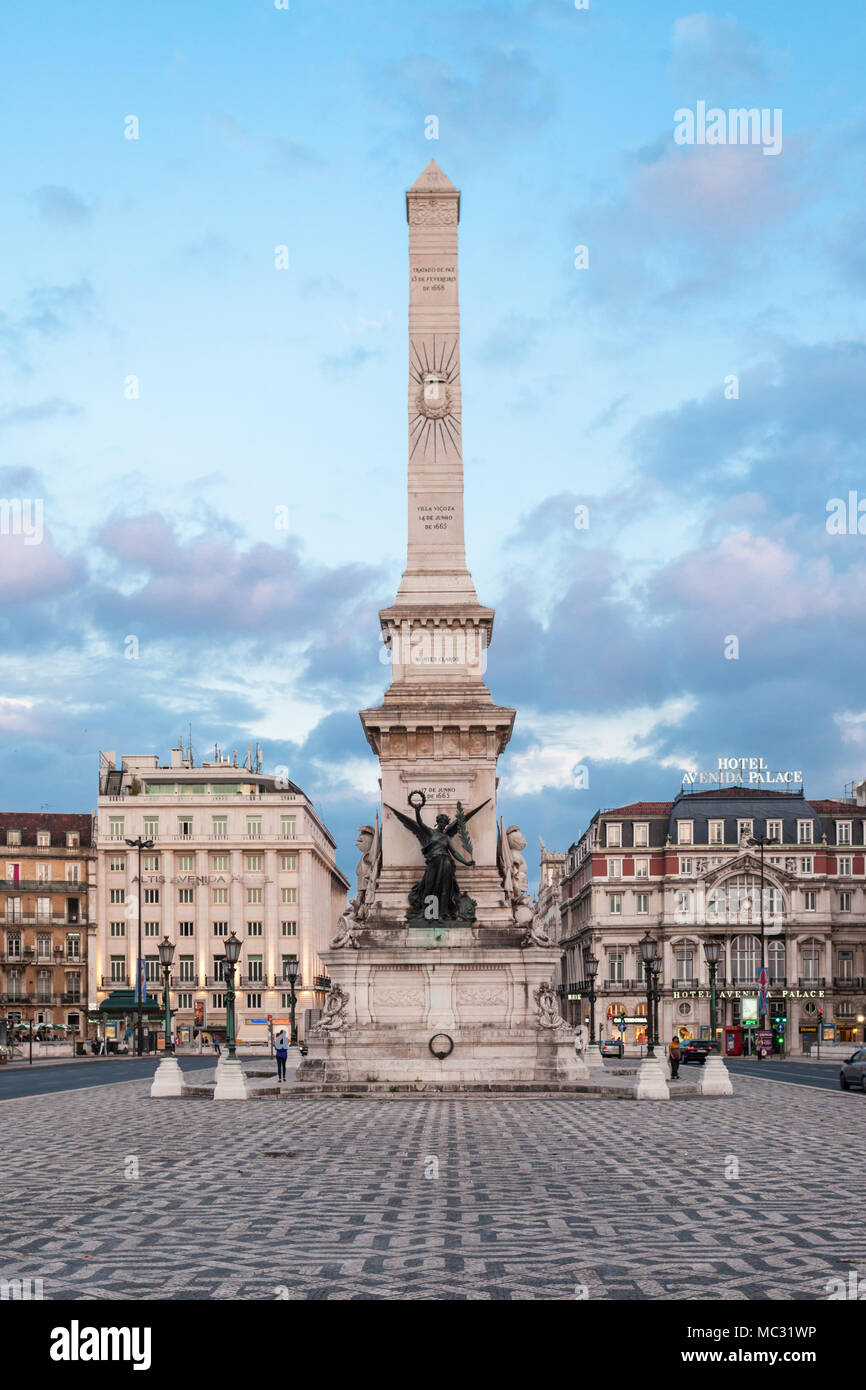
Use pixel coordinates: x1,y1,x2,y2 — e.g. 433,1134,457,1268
682,757,803,790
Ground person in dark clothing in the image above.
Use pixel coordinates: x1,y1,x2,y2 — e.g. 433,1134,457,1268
275,1030,289,1082
669,1035,681,1079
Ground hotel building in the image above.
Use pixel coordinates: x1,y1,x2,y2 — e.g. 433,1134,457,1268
95,745,349,1046
0,813,96,1040
556,783,866,1055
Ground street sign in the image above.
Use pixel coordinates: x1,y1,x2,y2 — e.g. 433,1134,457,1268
613,1015,650,1025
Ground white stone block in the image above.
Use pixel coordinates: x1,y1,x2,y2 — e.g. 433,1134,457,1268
700,1053,734,1096
633,1057,670,1100
150,1056,184,1098
213,1057,249,1100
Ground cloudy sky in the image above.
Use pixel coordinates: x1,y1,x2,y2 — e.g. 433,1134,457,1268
1,0,865,886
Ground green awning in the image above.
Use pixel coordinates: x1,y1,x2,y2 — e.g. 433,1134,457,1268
98,989,162,1015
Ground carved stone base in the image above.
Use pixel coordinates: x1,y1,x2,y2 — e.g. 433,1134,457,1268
296,942,589,1086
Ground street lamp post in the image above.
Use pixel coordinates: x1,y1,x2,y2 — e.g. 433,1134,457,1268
650,955,662,1049
584,952,598,1051
285,957,301,1047
213,931,248,1100
223,932,242,1061
639,933,657,1058
124,836,154,1056
748,834,778,1036
158,937,175,1054
704,938,721,1051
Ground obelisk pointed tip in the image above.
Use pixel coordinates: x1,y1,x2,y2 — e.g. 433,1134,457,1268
408,159,459,194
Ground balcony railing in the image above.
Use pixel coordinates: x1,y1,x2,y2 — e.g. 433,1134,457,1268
101,975,128,987
798,976,826,988
0,993,33,1004
61,994,83,1005
834,976,861,989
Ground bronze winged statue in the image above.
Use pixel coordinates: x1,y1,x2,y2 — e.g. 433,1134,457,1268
385,790,489,921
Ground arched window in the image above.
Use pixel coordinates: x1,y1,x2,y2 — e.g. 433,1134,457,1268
731,934,761,984
767,938,786,984
708,875,786,925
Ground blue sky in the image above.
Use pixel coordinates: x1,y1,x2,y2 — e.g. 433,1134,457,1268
1,0,865,886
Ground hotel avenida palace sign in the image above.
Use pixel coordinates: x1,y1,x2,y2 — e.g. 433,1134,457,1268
682,757,803,789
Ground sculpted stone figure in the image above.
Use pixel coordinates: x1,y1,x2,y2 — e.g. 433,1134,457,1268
312,983,350,1032
386,791,487,921
354,819,382,922
533,981,567,1030
497,820,534,925
330,909,362,950
520,907,552,948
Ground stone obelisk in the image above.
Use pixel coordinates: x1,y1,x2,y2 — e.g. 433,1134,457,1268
297,162,588,1087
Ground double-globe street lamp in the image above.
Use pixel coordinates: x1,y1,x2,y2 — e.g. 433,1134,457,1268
124,835,155,1055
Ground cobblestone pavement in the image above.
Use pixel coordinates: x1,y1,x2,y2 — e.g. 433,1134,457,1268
2,1072,863,1301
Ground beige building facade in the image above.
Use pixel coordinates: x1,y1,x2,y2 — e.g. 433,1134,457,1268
95,745,348,1045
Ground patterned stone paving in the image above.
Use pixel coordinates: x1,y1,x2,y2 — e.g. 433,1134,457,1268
1,1072,863,1300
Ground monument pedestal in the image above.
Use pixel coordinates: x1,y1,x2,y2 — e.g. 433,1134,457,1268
297,941,589,1086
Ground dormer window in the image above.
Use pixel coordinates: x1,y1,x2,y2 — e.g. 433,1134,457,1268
606,823,622,848
7,829,21,846
66,831,79,848
37,830,50,847
677,821,693,846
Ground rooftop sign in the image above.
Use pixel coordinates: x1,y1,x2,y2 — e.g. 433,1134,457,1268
681,757,803,790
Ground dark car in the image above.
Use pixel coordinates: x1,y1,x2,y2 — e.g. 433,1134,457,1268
599,1038,624,1058
839,1048,866,1090
681,1039,716,1065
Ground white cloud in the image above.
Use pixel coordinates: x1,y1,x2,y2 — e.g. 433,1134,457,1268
502,696,698,794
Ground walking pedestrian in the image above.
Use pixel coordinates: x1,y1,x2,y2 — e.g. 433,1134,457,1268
275,1030,289,1082
668,1035,681,1080
213,1036,221,1056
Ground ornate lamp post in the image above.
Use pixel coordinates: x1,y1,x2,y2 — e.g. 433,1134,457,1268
285,956,302,1047
158,937,175,1054
704,938,722,1050
213,931,248,1100
748,834,778,1032
149,936,183,1098
650,954,662,1049
584,951,598,1051
223,932,242,1061
639,932,657,1058
124,835,154,1056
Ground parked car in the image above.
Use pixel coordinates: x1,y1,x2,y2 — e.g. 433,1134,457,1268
681,1039,717,1065
839,1049,866,1090
599,1038,624,1058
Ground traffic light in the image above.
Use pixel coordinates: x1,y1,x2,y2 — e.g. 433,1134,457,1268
818,1007,824,1023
